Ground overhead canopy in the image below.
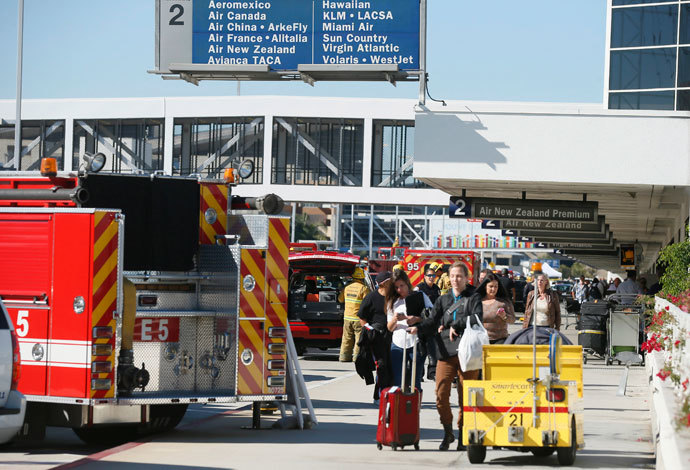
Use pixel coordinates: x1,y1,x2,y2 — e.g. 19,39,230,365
414,101,690,273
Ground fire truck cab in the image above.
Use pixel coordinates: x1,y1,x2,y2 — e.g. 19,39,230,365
0,169,289,443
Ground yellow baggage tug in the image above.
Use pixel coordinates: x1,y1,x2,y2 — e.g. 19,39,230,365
462,268,585,465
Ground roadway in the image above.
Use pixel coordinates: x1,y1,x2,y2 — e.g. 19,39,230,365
1,319,655,469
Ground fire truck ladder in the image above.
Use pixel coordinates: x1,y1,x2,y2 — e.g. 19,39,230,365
278,325,318,430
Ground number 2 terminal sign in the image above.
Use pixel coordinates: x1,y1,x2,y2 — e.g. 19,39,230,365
155,0,421,74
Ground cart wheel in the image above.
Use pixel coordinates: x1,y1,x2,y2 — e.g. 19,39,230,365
414,443,420,451
557,419,577,466
392,444,398,451
617,360,621,366
606,357,612,366
583,355,587,364
377,443,382,450
467,445,486,464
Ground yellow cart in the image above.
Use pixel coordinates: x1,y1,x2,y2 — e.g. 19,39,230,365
462,338,585,465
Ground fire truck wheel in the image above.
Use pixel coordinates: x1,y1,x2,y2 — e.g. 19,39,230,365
467,445,486,464
72,425,139,445
556,419,577,466
143,404,189,433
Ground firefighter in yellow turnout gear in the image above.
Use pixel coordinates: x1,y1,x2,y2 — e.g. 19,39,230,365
339,267,371,362
432,262,452,295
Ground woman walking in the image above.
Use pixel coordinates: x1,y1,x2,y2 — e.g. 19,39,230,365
386,270,431,390
477,272,516,344
522,274,561,330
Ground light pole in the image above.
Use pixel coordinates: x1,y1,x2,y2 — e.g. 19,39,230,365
13,0,25,170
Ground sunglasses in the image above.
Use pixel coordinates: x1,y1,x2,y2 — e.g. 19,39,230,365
425,273,436,277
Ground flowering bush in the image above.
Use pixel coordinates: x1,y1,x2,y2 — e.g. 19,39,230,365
642,296,690,429
658,290,690,313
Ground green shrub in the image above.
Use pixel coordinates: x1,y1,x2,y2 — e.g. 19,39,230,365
659,230,690,296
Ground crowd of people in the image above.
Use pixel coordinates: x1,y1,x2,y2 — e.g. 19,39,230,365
347,262,654,451
354,262,526,451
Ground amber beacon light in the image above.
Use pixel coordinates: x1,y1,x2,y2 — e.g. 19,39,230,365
40,157,58,177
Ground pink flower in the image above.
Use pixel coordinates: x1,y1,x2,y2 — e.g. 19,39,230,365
666,306,670,311
682,379,689,391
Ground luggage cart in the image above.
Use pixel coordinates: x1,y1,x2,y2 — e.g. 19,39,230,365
605,295,644,366
577,302,609,364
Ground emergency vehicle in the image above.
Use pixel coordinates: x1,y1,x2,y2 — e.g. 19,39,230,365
288,246,372,355
369,248,480,287
0,156,290,443
399,249,480,287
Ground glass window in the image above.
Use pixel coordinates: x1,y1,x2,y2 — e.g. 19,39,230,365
272,117,363,186
609,48,676,90
678,90,690,111
371,120,427,188
613,0,675,5
172,117,263,182
73,119,164,174
681,4,690,45
0,121,65,171
611,5,678,48
679,47,690,87
609,91,675,110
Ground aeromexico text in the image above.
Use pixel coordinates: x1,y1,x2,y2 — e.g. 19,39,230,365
208,1,380,11
476,206,594,221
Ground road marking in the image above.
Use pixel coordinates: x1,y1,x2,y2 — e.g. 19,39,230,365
52,368,356,468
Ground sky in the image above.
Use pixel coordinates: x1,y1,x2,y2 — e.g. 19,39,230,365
0,0,607,103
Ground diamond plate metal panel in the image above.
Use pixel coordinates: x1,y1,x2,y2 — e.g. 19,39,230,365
137,291,198,311
198,244,239,313
229,215,269,247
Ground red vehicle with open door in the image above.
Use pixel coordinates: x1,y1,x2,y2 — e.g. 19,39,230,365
288,247,373,356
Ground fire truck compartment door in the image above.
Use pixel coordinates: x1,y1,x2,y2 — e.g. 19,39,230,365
0,213,54,396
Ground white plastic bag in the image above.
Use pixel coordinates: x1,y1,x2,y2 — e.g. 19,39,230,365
458,314,490,372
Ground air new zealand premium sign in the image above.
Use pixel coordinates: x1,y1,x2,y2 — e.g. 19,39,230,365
449,197,597,223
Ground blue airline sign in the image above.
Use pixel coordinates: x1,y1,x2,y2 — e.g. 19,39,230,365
191,0,421,70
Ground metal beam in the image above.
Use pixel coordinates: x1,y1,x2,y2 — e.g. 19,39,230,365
76,120,142,173
4,120,62,170
401,218,429,248
275,118,359,186
379,158,413,187
195,118,262,173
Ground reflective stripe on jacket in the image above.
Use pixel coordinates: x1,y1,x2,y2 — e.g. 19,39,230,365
344,281,370,321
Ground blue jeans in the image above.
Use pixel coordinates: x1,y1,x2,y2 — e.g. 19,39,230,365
390,343,423,391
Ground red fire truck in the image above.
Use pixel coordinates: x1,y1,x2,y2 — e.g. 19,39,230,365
0,159,290,443
369,248,480,287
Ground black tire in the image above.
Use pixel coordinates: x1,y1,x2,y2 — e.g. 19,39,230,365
557,419,577,466
583,355,587,364
467,445,486,464
414,443,420,450
72,425,139,446
531,447,555,457
392,444,398,451
377,442,383,450
143,404,188,434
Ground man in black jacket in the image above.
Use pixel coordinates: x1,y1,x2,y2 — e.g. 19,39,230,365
416,266,441,380
420,261,483,451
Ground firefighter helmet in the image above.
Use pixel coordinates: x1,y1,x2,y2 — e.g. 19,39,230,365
392,263,404,273
352,267,366,280
429,262,441,272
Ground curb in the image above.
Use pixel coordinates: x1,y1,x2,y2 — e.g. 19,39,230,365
646,350,690,470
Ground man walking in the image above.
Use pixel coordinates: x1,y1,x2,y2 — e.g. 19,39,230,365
421,261,483,451
339,267,370,362
415,266,441,380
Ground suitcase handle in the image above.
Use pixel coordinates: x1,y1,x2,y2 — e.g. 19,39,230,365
401,331,418,394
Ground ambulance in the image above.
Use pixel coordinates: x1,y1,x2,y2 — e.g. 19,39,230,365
0,156,290,443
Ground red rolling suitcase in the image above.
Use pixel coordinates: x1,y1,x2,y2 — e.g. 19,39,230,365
376,333,421,451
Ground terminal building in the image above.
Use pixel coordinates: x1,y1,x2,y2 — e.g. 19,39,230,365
1,0,689,274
